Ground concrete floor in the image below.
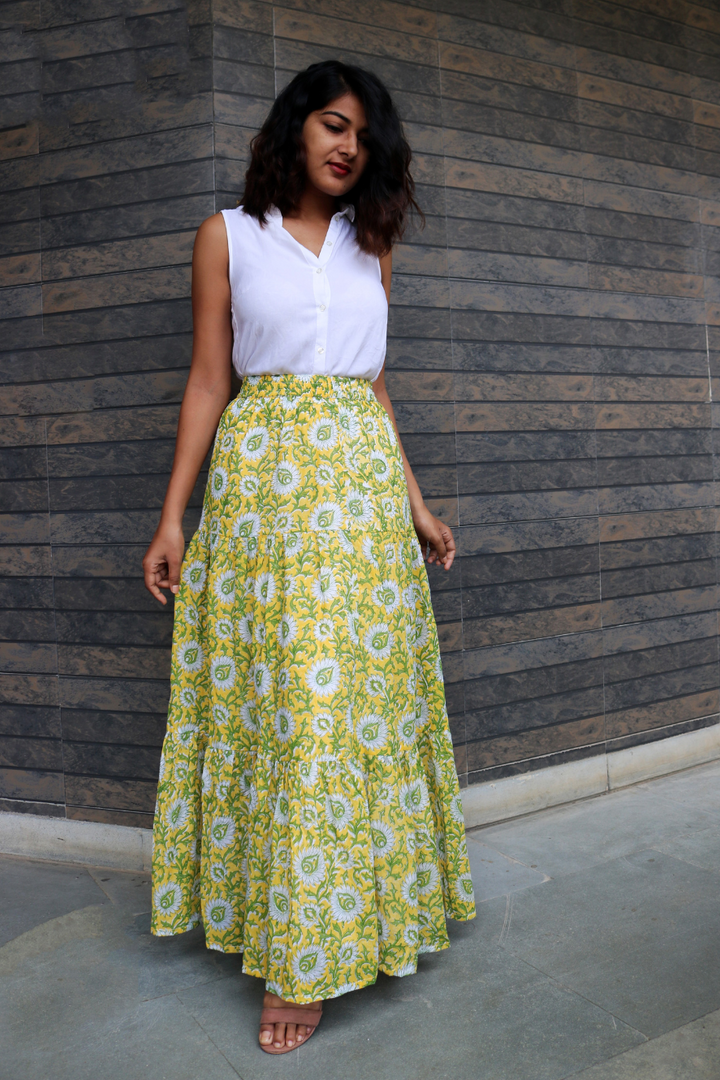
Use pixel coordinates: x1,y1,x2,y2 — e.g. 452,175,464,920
3,762,720,1079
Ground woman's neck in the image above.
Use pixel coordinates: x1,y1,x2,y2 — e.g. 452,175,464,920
285,183,337,225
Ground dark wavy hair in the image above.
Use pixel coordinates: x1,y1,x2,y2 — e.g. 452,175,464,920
241,60,422,257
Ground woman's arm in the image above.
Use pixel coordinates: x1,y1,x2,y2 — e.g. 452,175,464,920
372,250,456,571
142,213,233,603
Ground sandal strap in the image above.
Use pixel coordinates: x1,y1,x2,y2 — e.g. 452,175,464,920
260,1007,322,1028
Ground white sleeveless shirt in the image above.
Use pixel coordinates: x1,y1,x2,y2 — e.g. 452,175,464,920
220,205,388,382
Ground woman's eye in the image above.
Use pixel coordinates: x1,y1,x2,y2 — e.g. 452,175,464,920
326,124,342,134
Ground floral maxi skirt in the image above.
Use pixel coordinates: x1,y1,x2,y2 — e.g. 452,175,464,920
150,374,476,1003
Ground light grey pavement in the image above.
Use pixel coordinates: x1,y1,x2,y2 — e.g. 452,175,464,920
3,761,720,1079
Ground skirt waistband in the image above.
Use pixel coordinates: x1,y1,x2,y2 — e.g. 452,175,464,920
238,373,374,404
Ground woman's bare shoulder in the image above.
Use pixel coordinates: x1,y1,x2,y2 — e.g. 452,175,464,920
193,212,230,269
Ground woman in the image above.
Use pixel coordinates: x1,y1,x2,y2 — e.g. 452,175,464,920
143,60,475,1055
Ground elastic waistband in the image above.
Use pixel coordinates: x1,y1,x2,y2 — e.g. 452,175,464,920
237,373,374,403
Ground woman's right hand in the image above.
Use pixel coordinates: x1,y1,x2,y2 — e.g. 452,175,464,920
142,523,186,605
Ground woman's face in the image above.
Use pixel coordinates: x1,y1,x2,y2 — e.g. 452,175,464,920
301,92,370,198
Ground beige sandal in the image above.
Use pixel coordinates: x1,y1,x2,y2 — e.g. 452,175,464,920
259,1006,323,1055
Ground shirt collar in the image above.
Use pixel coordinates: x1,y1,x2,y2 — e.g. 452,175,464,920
266,203,355,224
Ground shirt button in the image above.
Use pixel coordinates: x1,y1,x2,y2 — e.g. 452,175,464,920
316,267,323,274
319,304,326,311
317,346,324,354
326,240,333,246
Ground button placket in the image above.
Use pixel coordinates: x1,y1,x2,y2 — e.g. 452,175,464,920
312,218,338,373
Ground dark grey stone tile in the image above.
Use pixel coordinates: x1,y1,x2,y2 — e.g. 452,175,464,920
86,866,152,913
568,1006,720,1079
497,850,720,1038
466,837,549,902
469,786,720,878
0,854,109,945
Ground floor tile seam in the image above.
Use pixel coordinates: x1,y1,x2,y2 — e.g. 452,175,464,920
649,841,720,876
466,837,554,880
177,991,246,1079
140,970,237,1005
501,951,652,1045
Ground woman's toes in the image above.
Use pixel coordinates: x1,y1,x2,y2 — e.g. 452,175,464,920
286,1022,297,1047
273,1022,286,1047
297,1024,307,1042
259,1026,273,1045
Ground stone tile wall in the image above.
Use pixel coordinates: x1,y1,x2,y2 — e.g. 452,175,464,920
1,0,719,824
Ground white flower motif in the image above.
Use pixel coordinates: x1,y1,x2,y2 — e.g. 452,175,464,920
276,613,296,648
240,703,259,732
397,712,416,747
241,476,259,497
365,673,387,697
210,466,228,499
277,666,291,690
347,610,360,644
364,623,393,660
205,896,234,931
414,697,429,731
175,723,197,748
285,533,302,555
306,657,341,698
395,961,417,977
361,536,378,566
165,797,190,829
356,713,388,750
214,569,235,605
255,571,276,605
369,450,390,481
399,779,429,817
417,862,439,896
271,460,300,494
372,580,399,613
455,873,475,902
274,790,289,824
313,618,334,643
404,924,420,948
202,764,211,793
382,496,396,517
215,617,233,640
407,617,429,651
237,615,253,643
209,863,225,883
325,792,353,829
178,639,204,673
154,881,181,914
315,463,335,486
210,655,235,690
183,603,199,627
274,707,294,743
292,945,328,984
180,687,197,708
337,407,360,438
312,711,333,737
293,846,326,886
338,942,358,966
220,430,234,452
384,543,396,563
254,622,266,644
401,871,419,905
234,512,261,552
298,759,318,788
330,886,364,923
450,793,465,823
310,500,343,531
313,567,338,603
298,901,321,928
209,815,235,849
183,560,206,593
346,487,374,526
309,417,337,448
402,584,419,610
240,426,269,460
251,662,271,697
269,885,291,923
370,820,396,858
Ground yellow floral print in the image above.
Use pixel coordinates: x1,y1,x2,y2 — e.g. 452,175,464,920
151,374,476,1003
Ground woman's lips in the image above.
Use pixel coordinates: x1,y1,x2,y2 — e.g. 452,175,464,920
328,162,351,177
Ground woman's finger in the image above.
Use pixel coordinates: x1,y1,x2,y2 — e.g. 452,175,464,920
441,526,456,570
167,553,182,595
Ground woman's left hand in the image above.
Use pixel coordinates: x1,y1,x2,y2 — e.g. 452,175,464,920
412,504,456,571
